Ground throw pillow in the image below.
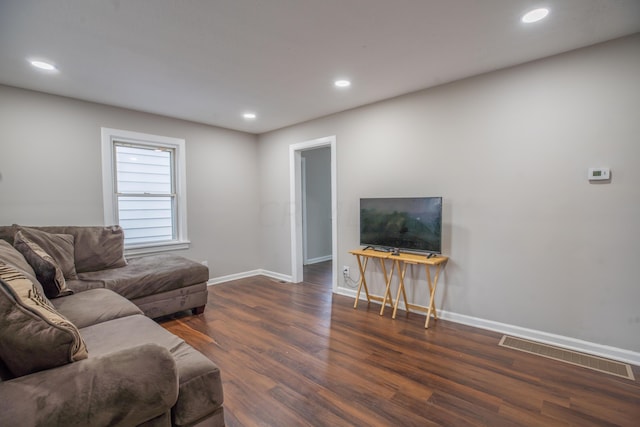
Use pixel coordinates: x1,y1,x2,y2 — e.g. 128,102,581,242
0,239,37,279
65,226,128,273
13,231,73,299
0,262,88,377
15,226,78,279
0,225,18,245
0,239,50,301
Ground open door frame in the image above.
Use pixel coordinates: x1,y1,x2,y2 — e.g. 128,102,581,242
289,135,337,289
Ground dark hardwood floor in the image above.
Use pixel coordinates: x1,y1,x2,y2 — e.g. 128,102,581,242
303,260,332,288
160,270,640,426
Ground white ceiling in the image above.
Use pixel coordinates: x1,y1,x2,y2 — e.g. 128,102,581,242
1,1,639,134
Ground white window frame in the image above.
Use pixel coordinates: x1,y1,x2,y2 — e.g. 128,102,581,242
101,127,189,256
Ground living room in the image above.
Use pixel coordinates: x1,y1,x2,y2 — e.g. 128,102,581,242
1,1,639,426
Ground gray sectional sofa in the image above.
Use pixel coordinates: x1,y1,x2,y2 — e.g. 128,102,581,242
0,225,224,426
0,225,210,318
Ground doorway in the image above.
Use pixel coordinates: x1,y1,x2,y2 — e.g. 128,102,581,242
302,147,332,286
289,136,337,290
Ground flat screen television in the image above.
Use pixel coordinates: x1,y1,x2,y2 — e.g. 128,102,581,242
360,197,442,254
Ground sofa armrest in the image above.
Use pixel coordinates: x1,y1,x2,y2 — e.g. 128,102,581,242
0,344,178,427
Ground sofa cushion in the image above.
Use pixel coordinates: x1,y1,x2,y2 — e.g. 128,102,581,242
0,240,37,278
52,289,143,329
13,231,73,299
80,315,223,426
77,254,209,300
15,226,78,280
0,262,88,377
64,278,106,293
0,358,12,381
58,226,128,273
0,344,178,427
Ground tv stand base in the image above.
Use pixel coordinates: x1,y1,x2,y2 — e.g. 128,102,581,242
349,249,448,328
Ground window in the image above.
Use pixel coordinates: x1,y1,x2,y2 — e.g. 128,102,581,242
101,128,189,255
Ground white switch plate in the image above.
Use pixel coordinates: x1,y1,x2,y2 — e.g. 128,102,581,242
588,167,610,181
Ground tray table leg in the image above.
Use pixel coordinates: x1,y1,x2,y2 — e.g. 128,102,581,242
424,264,442,328
353,255,370,309
379,258,394,316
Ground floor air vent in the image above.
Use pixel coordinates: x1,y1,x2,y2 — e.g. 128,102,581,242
499,335,635,380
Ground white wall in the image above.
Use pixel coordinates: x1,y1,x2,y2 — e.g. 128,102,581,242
258,34,640,353
0,85,261,278
302,147,332,263
1,35,638,356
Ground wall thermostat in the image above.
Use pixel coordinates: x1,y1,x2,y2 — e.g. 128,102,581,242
588,167,610,181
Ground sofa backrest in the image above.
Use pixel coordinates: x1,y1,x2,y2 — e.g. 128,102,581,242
0,226,16,246
0,226,127,273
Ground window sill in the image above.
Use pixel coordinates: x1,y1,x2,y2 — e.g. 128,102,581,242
124,240,191,258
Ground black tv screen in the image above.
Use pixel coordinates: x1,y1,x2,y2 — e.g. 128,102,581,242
360,197,442,254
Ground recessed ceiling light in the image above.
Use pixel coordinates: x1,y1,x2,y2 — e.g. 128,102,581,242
334,79,351,88
28,59,58,71
243,112,257,120
521,8,549,23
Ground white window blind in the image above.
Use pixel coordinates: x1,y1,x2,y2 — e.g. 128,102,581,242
115,144,175,246
101,128,189,255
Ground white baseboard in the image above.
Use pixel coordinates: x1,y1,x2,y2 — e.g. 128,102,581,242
258,269,293,283
207,269,293,286
439,310,640,366
304,255,332,265
334,287,640,366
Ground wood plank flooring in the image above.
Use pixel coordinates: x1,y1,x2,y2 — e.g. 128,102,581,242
303,260,333,288
160,272,640,426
